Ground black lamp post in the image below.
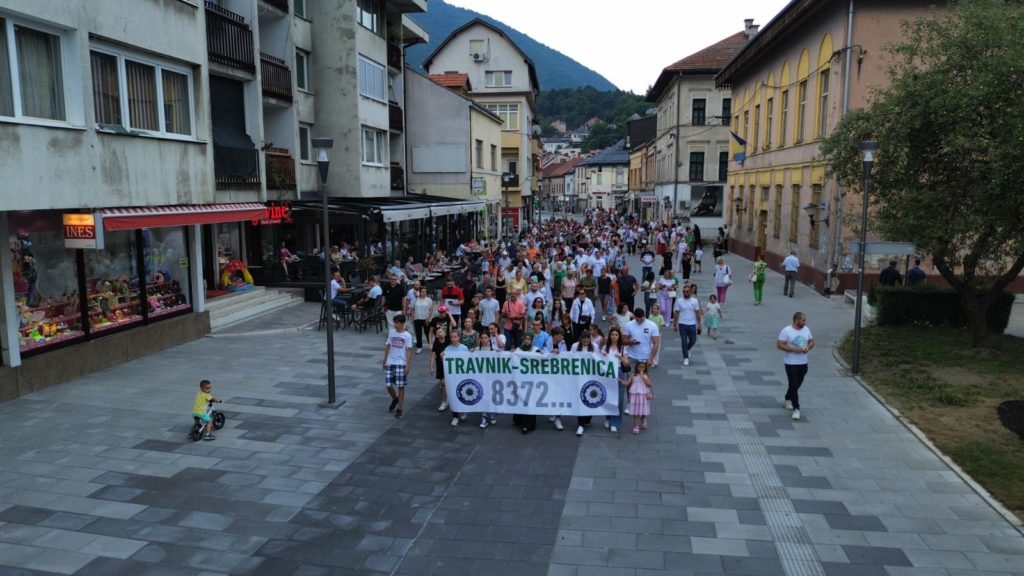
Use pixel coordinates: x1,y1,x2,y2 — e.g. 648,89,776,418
852,140,877,374
313,137,337,404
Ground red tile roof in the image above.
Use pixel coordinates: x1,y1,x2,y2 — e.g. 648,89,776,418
543,157,584,178
647,31,749,102
428,73,471,90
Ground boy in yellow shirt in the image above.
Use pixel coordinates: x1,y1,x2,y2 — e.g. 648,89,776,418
192,379,221,440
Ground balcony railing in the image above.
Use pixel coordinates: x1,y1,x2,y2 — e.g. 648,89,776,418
206,1,256,74
260,53,292,101
387,41,402,70
501,172,520,189
390,164,405,191
265,147,296,191
388,101,403,132
214,145,261,190
262,0,289,11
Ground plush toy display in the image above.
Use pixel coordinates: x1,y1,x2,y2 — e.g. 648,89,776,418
220,259,255,291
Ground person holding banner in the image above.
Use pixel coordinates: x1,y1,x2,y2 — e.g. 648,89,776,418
430,326,451,413
476,332,499,429
569,332,599,436
444,330,470,426
514,333,540,434
602,326,629,433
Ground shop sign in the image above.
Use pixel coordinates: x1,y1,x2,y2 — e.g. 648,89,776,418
252,201,293,226
641,196,658,204
472,177,486,197
63,213,104,249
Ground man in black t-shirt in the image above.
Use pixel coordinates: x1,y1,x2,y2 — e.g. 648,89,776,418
382,274,407,331
617,265,638,311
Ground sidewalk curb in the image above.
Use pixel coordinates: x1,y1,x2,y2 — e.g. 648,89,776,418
829,343,1024,536
207,320,318,337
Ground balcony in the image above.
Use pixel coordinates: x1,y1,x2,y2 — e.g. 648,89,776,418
388,101,403,133
262,0,288,12
214,144,261,191
260,53,292,101
206,1,255,74
501,172,520,189
390,163,405,191
265,147,296,191
387,41,402,70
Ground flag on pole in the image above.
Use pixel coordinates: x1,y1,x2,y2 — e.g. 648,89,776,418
730,131,747,147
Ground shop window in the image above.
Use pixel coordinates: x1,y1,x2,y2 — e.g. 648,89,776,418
83,230,143,334
9,212,83,354
142,227,192,318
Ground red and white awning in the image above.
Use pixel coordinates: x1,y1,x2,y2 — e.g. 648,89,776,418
97,203,266,231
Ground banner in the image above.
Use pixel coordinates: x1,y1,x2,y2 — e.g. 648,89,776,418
443,351,619,416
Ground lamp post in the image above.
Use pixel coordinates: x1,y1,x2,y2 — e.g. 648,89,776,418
313,137,337,404
852,140,877,375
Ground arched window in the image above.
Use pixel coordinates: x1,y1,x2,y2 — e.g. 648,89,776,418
816,34,834,139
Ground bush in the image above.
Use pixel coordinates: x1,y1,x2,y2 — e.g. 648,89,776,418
874,285,1015,333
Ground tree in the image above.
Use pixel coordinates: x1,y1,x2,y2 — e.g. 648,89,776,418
820,0,1024,347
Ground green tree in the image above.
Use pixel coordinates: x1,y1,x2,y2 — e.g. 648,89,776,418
580,121,621,152
820,0,1024,347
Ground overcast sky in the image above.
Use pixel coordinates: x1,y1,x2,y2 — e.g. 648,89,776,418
445,0,793,94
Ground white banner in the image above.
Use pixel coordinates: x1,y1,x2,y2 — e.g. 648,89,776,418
443,351,620,416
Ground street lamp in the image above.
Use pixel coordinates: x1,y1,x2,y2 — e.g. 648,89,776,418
852,139,877,374
313,137,338,405
803,202,829,229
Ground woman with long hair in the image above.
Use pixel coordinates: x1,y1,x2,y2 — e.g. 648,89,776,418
602,326,629,433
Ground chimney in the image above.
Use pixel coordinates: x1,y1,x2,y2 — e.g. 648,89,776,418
744,19,759,38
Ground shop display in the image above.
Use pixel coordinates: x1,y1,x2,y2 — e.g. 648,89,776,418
16,295,85,351
86,277,143,333
220,259,254,291
146,274,189,317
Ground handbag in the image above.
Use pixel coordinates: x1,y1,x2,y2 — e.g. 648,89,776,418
723,273,733,286
748,272,756,283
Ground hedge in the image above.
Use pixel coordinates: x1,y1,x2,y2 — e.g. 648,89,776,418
871,285,1015,333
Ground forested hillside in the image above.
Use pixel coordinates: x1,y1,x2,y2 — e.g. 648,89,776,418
538,87,651,150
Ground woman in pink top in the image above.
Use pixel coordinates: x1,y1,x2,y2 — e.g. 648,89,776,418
560,269,577,311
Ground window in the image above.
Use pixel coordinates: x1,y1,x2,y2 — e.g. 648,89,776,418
773,185,782,238
809,185,822,249
485,71,512,88
721,98,731,125
596,172,603,186
761,186,770,203
692,98,706,126
817,70,830,138
484,103,519,131
742,110,749,141
752,105,760,152
295,49,309,91
0,17,67,121
780,90,789,147
298,123,311,161
294,0,306,18
689,152,704,182
469,39,487,55
90,46,194,136
796,80,807,143
719,151,728,181
361,127,385,165
357,56,385,101
747,186,754,231
789,184,801,243
475,139,483,169
356,0,381,35
490,144,497,170
765,97,774,149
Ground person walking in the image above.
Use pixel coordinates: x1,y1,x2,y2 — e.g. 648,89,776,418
713,257,732,305
776,312,814,421
671,284,702,366
703,294,723,340
750,254,768,306
656,269,678,323
411,287,433,353
628,362,653,434
879,260,902,286
782,251,800,298
907,258,927,286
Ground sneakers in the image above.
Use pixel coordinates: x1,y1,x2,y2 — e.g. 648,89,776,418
450,416,460,427
203,434,215,441
603,420,610,429
416,348,423,354
332,313,341,322
575,425,584,437
479,417,489,429
624,406,630,415
554,417,564,431
683,358,690,366
548,416,557,423
395,408,403,419
459,413,467,420
610,426,618,433
489,414,497,424
389,398,399,412
791,409,801,421
783,399,794,411
437,400,448,412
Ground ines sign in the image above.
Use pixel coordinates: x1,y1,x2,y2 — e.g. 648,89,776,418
63,213,105,249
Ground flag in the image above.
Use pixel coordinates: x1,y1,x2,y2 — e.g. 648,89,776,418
730,131,747,147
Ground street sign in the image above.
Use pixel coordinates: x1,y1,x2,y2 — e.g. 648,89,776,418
848,241,917,255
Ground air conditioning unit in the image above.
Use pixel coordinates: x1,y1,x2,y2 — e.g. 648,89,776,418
471,52,487,62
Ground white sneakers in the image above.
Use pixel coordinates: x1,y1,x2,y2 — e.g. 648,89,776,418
610,426,618,433
603,420,610,429
450,416,459,426
784,399,794,411
437,401,448,412
791,409,801,421
576,425,584,437
416,348,422,354
479,417,489,429
554,417,564,431
683,358,690,366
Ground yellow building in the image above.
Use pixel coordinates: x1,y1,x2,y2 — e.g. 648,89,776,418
716,0,942,292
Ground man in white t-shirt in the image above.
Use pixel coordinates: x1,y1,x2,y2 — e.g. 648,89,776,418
383,314,414,419
623,308,660,367
776,312,814,421
671,285,702,366
479,287,500,326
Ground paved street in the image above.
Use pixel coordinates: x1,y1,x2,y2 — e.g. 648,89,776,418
1,249,1022,576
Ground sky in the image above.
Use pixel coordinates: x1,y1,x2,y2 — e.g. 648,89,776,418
445,0,793,94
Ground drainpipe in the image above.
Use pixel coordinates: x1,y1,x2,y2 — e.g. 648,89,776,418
830,0,855,292
671,72,683,224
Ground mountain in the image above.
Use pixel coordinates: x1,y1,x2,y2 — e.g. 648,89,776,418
405,1,618,91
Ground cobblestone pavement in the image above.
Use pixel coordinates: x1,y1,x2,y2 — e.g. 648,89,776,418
0,249,1022,576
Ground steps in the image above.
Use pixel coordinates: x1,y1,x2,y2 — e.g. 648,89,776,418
206,287,305,332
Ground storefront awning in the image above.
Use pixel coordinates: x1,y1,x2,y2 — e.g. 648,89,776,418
381,206,432,223
430,201,485,217
97,203,266,231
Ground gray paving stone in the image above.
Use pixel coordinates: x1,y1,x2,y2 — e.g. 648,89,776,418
824,514,888,532
690,537,749,557
841,545,912,567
